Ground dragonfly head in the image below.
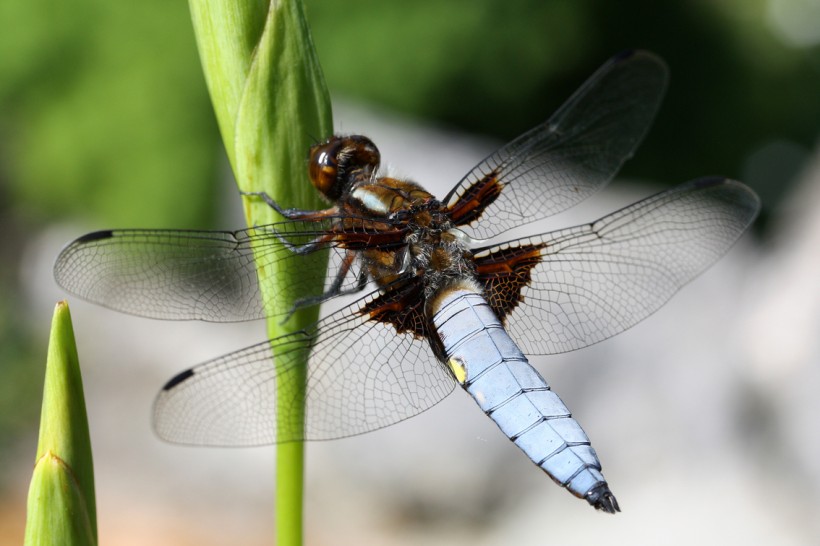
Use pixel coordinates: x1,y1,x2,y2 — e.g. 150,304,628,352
308,135,381,202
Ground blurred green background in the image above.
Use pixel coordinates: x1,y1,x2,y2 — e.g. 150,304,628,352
0,0,818,517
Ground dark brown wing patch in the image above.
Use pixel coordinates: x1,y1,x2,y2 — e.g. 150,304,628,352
444,170,503,226
475,243,547,322
361,278,428,338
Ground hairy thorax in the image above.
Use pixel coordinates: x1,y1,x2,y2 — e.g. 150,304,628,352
345,176,477,299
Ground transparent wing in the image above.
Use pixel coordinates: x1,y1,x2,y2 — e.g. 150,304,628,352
476,178,760,355
153,293,455,446
53,219,380,322
444,50,668,240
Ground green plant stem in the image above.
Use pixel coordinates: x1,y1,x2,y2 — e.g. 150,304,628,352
187,1,331,544
276,440,305,544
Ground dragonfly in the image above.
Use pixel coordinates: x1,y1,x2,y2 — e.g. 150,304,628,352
54,50,760,513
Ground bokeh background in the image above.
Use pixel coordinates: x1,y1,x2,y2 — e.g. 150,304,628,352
2,0,820,544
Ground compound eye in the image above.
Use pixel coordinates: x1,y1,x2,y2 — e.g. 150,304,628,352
308,141,342,200
307,135,381,202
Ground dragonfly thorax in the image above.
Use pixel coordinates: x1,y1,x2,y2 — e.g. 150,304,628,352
405,222,477,303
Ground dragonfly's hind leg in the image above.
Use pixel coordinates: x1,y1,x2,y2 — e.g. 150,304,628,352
282,250,368,322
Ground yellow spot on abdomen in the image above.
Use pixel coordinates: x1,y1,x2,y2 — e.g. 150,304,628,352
448,357,467,384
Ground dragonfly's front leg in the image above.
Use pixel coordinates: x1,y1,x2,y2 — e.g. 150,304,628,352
241,190,340,221
243,190,342,255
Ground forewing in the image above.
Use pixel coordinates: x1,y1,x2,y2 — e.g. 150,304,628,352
475,178,760,355
444,50,668,240
53,221,374,322
153,294,455,445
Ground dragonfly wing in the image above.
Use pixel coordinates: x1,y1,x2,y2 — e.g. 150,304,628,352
153,293,455,446
53,221,370,322
475,177,760,355
444,50,668,240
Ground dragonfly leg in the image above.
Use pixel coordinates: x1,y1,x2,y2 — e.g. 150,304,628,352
265,230,335,256
282,250,368,322
241,190,339,221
